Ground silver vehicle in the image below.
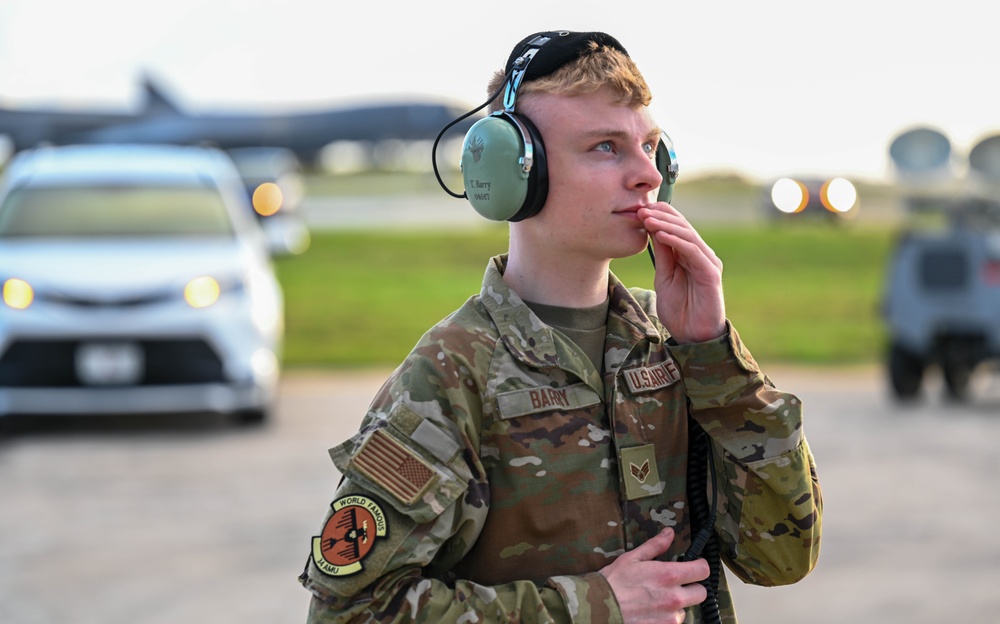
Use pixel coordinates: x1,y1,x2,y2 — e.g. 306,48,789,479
0,144,286,424
883,127,1000,400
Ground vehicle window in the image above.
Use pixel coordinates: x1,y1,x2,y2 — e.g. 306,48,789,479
0,185,236,238
231,153,299,180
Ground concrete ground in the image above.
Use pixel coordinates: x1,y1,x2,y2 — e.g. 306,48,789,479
1,365,999,623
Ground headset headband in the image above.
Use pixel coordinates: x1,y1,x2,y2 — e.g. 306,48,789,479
502,36,552,113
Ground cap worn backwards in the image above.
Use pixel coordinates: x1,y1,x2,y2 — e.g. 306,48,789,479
503,31,630,82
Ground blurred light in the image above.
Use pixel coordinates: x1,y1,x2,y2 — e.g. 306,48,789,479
251,348,279,379
247,270,281,332
252,182,283,217
3,278,34,309
184,276,220,308
771,178,808,214
821,178,858,213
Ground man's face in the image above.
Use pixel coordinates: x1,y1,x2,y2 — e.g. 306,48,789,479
516,88,664,262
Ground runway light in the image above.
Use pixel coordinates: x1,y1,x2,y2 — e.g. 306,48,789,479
252,182,283,216
184,276,220,308
821,178,857,213
771,178,808,214
3,278,34,309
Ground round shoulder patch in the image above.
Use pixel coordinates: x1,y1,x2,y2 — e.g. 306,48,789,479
311,495,388,577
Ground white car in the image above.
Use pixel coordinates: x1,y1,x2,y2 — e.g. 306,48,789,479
0,144,286,424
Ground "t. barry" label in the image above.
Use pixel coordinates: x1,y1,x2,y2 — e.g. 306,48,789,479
623,360,681,393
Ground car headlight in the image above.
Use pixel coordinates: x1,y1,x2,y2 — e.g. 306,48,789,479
771,178,808,214
821,178,857,213
184,276,221,308
246,269,281,332
3,278,34,310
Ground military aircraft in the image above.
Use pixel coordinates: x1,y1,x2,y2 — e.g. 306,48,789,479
0,77,481,166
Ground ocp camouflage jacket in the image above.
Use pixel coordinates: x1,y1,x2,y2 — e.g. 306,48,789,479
300,255,822,623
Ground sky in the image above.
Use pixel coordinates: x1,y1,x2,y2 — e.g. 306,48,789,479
1,0,999,182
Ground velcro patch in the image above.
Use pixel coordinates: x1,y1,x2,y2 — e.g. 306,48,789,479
622,360,681,394
311,495,388,577
352,429,437,505
620,444,663,500
496,383,601,419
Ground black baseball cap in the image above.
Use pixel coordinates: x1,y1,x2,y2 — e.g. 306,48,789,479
503,31,630,81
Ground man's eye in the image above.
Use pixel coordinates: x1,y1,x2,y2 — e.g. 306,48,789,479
594,141,614,153
643,142,656,157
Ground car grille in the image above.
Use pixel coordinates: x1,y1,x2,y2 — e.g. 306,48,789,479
0,339,226,387
919,248,969,291
38,290,174,308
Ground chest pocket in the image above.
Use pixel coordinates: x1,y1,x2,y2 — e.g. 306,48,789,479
496,382,601,419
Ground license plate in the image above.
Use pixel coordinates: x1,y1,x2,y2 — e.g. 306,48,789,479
75,342,144,385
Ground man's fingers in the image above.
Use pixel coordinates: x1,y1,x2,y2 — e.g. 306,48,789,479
641,210,721,270
620,527,675,563
669,557,711,588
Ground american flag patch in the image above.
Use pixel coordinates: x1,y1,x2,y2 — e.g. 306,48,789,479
352,429,436,505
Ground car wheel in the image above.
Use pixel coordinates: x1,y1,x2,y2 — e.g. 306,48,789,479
942,363,972,401
234,408,269,427
888,344,924,400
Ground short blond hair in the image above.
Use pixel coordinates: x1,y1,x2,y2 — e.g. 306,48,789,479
486,42,651,114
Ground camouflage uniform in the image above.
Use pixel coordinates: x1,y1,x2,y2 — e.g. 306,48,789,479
301,254,822,623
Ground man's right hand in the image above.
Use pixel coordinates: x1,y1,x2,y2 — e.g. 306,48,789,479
600,528,710,624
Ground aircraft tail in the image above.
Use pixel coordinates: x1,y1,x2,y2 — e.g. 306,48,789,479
140,75,182,115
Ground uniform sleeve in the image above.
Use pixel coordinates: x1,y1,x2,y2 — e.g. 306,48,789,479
299,338,624,624
668,321,823,587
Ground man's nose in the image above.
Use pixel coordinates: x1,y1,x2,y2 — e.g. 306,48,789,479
629,148,663,191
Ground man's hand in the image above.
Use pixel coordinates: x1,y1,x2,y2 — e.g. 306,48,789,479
600,528,710,624
637,203,726,344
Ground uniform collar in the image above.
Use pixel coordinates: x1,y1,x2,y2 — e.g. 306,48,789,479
479,255,661,370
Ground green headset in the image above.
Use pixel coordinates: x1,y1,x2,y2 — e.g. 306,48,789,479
433,31,679,221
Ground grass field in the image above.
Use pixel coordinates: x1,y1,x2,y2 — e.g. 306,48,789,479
273,222,898,369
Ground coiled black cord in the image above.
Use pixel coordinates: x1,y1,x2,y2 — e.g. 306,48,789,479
681,419,722,624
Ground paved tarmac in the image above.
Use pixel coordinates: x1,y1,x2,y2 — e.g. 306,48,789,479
1,365,999,624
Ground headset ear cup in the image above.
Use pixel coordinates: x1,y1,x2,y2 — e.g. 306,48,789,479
460,113,548,221
656,130,679,204
461,116,526,220
506,114,547,222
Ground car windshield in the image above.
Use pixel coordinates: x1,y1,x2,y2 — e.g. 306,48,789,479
0,185,236,238
231,152,298,181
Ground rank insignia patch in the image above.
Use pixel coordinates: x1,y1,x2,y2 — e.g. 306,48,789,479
311,495,387,577
620,444,662,500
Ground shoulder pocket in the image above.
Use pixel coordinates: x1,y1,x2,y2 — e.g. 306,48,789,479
329,409,470,524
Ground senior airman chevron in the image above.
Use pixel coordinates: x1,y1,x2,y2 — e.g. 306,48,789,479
351,429,436,505
619,444,662,500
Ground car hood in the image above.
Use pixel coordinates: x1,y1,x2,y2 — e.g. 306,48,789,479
0,238,265,298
